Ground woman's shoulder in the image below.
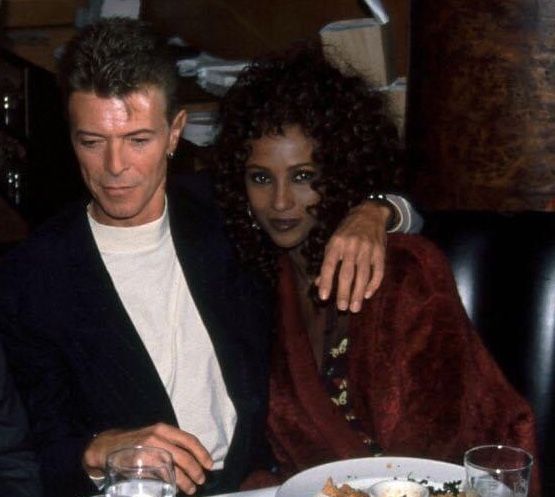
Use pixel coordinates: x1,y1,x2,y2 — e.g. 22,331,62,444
387,233,450,262
382,233,456,292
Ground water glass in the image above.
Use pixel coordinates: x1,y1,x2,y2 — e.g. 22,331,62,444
104,446,176,497
464,445,533,497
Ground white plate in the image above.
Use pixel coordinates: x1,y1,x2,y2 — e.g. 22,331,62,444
276,457,465,497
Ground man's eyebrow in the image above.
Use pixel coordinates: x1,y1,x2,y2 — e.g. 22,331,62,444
124,129,156,136
74,128,156,137
74,130,104,137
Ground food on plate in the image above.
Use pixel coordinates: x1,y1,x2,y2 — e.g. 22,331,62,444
368,479,429,497
319,477,464,497
321,478,369,497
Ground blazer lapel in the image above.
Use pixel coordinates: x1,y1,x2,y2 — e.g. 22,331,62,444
63,205,177,429
167,193,241,387
166,189,267,404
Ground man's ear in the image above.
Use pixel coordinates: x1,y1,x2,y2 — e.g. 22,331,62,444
168,108,188,152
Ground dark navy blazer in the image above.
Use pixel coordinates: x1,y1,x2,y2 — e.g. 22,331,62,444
0,175,274,497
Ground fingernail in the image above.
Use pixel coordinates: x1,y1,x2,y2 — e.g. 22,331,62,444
186,485,197,495
338,300,348,311
320,289,329,300
350,301,361,313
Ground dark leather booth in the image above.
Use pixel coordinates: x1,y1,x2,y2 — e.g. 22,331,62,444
423,211,555,494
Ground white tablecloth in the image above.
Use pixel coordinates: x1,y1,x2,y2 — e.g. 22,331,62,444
92,484,279,497
212,485,280,497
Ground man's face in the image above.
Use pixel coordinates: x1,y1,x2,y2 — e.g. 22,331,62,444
68,87,186,226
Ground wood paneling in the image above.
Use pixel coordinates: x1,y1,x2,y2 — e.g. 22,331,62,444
407,0,555,210
1,0,76,27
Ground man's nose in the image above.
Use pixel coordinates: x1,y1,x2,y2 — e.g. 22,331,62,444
105,142,126,175
272,183,294,211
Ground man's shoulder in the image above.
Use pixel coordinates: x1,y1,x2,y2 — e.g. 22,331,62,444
167,169,216,206
1,202,87,269
167,170,229,242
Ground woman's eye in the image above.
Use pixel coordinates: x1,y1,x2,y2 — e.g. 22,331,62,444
248,171,271,185
293,169,317,182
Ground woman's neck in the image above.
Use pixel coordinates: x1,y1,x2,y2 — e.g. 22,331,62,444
286,245,350,373
288,246,325,371
288,245,311,284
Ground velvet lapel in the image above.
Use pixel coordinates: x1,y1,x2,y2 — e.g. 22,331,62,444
64,204,177,429
276,255,368,458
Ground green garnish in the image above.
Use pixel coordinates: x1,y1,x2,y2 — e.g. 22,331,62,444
407,478,462,495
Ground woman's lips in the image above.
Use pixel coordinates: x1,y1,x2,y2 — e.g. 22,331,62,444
268,218,301,232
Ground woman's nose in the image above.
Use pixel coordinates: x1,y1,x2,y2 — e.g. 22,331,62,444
272,183,294,211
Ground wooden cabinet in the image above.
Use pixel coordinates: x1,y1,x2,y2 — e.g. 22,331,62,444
407,0,555,211
2,0,76,28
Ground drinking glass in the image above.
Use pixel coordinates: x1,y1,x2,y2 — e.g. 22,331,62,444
464,445,533,497
104,446,176,497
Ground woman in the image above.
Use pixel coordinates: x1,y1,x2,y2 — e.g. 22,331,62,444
215,46,537,480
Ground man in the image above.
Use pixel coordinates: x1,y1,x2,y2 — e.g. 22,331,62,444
0,18,418,497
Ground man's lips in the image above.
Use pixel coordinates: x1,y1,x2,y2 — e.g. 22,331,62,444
102,185,135,195
268,218,301,232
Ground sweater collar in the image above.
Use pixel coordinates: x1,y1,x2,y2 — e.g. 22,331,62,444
87,200,170,253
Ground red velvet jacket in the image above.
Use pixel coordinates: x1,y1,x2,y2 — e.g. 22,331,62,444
267,235,538,487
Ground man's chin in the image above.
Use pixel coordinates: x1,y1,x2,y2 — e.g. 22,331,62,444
90,202,144,227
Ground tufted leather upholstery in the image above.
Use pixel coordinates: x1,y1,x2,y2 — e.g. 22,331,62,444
422,211,555,494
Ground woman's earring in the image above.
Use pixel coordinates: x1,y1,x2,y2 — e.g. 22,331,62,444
167,151,175,160
247,204,261,230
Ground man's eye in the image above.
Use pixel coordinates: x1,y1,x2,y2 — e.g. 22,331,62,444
249,172,271,185
80,140,101,148
130,137,150,145
293,169,317,182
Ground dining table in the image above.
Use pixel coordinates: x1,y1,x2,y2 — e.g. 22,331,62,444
94,455,468,497
213,485,280,497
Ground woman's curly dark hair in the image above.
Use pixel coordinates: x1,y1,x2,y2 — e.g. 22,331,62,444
215,44,403,285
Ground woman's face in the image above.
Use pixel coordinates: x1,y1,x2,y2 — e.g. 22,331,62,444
245,125,321,249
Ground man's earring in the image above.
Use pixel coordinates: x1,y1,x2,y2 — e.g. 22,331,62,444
247,204,261,230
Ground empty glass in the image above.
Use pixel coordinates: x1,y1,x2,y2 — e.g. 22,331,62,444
464,445,533,497
104,446,176,497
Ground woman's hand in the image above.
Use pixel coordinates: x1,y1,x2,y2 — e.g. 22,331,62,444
315,201,391,312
